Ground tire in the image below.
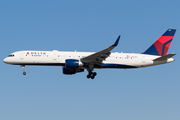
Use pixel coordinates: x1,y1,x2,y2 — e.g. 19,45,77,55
87,75,91,79
93,72,97,76
91,76,94,79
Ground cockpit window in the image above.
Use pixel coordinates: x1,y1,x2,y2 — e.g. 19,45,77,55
8,54,15,57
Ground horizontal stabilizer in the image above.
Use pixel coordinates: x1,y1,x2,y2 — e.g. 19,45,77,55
153,53,176,61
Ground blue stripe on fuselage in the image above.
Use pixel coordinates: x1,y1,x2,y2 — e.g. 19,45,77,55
94,63,137,69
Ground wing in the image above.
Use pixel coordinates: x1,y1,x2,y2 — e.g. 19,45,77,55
81,36,120,66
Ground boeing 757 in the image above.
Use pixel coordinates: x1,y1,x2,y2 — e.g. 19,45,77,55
3,29,176,79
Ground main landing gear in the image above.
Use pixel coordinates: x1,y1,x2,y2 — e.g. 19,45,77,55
21,65,26,75
86,64,97,79
87,72,97,79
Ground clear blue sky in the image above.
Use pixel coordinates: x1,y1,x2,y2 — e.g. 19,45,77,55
0,0,180,120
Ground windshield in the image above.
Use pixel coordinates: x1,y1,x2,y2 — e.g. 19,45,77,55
8,54,15,57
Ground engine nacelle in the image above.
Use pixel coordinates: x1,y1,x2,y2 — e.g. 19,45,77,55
63,67,84,75
65,59,83,68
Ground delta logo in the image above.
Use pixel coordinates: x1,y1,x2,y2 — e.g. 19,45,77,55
26,52,46,55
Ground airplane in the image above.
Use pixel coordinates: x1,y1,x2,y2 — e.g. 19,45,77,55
3,29,176,79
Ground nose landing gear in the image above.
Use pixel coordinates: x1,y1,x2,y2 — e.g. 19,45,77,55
21,65,26,75
23,71,26,75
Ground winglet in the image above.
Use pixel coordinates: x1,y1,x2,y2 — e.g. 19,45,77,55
112,35,120,46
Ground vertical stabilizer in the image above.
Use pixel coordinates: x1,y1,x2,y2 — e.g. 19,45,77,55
143,29,176,56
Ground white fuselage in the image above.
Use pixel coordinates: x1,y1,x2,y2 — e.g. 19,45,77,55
3,50,174,69
3,29,176,79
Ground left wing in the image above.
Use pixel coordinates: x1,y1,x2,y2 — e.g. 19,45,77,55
81,36,120,65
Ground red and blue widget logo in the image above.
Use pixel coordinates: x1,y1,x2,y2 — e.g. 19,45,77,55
154,36,173,56
143,29,176,56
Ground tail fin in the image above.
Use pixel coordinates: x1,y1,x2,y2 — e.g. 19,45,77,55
142,29,176,56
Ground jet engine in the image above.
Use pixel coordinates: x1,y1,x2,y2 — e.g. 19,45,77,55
63,67,84,75
63,59,84,75
65,59,83,68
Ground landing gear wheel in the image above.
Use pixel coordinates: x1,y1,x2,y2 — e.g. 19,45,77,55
93,72,97,76
87,75,91,79
23,72,26,75
87,72,97,79
91,76,95,79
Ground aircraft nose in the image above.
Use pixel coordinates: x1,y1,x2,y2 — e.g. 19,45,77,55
3,58,8,64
